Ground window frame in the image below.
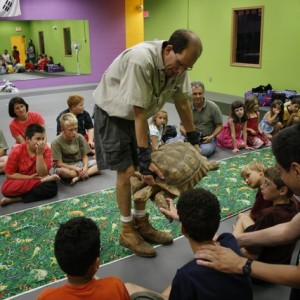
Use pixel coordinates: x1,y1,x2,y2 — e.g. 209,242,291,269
63,27,72,56
230,6,264,68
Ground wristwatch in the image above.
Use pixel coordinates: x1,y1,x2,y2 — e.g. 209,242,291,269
242,259,253,276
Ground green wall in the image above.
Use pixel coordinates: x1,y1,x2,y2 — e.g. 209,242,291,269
144,0,300,97
0,20,91,74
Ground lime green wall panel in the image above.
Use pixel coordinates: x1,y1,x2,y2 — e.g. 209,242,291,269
145,0,300,96
1,20,91,74
29,20,91,74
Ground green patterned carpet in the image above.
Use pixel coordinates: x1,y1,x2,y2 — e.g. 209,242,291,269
0,148,275,299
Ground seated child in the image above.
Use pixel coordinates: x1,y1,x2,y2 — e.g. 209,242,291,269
0,124,59,206
0,129,9,173
51,113,100,185
238,161,271,221
127,189,253,300
245,94,271,148
283,96,300,127
36,216,130,300
149,109,168,150
217,101,251,153
25,59,34,72
56,95,95,152
233,166,299,266
259,100,283,140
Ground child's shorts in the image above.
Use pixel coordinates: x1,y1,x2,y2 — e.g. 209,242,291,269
53,159,96,174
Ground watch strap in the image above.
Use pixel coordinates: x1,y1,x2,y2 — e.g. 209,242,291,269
242,259,253,276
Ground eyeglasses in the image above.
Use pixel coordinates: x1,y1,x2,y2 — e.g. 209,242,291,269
174,52,193,71
261,180,273,189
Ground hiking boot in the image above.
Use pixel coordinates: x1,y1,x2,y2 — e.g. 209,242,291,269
119,221,156,257
134,213,173,245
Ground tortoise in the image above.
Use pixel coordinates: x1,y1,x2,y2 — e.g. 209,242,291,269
130,141,218,221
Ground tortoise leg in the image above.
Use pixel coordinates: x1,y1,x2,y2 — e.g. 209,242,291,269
130,173,147,195
154,191,174,223
207,160,219,170
132,185,153,203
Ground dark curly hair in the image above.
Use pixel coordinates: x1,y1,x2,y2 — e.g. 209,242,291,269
272,124,300,171
177,188,220,243
54,217,100,276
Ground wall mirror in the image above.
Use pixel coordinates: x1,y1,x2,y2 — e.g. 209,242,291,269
231,6,264,67
0,19,91,81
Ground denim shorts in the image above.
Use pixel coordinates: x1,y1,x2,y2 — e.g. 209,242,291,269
94,105,138,171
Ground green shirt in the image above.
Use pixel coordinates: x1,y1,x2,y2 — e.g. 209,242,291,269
192,99,223,136
51,134,90,165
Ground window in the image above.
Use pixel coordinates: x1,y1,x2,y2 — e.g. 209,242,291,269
231,6,264,67
63,28,72,56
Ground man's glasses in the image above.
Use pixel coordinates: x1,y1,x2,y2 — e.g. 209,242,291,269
174,52,193,71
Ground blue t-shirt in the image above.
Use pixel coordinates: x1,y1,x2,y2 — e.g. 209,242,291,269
169,233,253,300
56,109,94,136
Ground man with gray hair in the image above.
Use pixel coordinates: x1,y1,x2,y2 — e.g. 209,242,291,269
181,81,223,157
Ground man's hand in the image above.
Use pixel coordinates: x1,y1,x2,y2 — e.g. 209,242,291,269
159,198,179,220
141,162,164,186
194,244,246,274
137,147,164,185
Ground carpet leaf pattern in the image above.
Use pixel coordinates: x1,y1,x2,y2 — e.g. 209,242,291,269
0,148,274,299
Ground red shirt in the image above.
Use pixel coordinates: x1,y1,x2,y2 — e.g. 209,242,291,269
5,142,52,175
9,111,45,143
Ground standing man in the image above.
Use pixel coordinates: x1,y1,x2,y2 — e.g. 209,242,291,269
93,29,202,257
26,39,36,64
181,81,223,157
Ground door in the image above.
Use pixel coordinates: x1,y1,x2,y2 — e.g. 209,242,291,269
38,31,45,54
10,36,26,64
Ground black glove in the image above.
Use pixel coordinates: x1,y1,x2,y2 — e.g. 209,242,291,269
186,131,200,145
137,147,155,176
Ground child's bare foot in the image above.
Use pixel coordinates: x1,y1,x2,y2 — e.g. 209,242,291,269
41,174,61,183
0,196,22,207
70,176,80,186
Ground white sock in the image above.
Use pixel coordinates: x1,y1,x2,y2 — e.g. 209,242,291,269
120,215,133,223
134,209,146,218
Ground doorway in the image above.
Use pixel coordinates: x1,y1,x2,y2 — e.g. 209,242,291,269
10,36,26,64
38,31,45,55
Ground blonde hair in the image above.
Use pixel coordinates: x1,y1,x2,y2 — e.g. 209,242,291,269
60,113,78,129
67,95,84,108
240,161,267,178
150,109,168,130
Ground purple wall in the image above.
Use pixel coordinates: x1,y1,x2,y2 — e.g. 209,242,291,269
0,0,125,90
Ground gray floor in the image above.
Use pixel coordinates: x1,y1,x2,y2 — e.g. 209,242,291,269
0,86,292,299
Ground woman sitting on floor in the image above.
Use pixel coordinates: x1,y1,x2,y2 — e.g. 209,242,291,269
8,96,45,144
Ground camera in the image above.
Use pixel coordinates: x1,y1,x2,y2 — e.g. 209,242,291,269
197,131,206,144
